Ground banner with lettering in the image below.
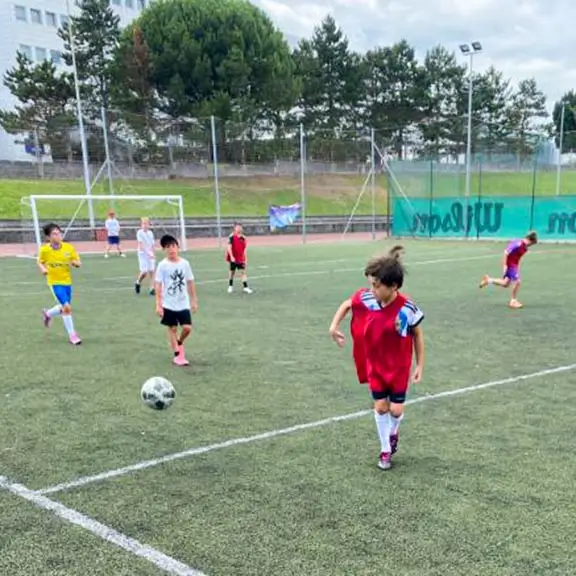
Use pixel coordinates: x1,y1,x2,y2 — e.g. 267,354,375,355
269,203,301,231
392,196,576,240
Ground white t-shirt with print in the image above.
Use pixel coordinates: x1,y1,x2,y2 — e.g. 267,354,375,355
155,257,194,311
105,218,120,236
137,229,155,256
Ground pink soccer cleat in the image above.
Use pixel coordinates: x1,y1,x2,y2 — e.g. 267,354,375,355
42,309,51,328
378,451,392,470
69,333,82,346
173,354,190,366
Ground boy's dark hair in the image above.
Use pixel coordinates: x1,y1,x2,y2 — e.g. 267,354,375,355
526,231,538,243
43,223,61,237
364,245,406,288
160,234,179,248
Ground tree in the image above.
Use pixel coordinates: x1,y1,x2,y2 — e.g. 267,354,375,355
0,53,76,161
420,45,466,158
59,0,121,116
552,91,576,152
363,40,427,158
506,78,548,159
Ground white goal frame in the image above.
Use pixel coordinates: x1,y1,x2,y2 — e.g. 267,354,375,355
22,194,187,252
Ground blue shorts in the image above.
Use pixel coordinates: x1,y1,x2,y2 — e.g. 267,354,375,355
108,235,120,245
503,267,520,282
51,285,72,305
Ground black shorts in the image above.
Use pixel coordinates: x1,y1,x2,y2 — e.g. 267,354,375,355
108,235,120,245
230,262,245,271
161,308,192,327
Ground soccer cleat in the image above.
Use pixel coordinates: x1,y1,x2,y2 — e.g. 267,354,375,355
42,309,51,328
390,434,399,455
479,275,489,288
243,287,253,294
227,286,234,294
509,299,523,309
135,282,141,295
378,452,392,470
69,333,82,346
120,253,126,258
173,354,189,366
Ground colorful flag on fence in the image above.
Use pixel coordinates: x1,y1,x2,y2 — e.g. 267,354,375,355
269,203,302,231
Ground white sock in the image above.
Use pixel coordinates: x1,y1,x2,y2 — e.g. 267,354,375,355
47,305,62,318
374,411,391,454
389,413,404,436
62,314,75,336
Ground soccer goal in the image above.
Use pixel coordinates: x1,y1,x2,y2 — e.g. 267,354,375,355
20,194,187,256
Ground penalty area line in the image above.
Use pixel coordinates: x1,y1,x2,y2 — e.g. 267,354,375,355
0,476,205,576
35,363,576,497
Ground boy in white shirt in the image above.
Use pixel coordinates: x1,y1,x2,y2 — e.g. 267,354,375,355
135,217,156,295
155,234,198,366
104,210,125,258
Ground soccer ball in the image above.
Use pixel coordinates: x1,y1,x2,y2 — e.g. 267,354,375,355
141,377,176,410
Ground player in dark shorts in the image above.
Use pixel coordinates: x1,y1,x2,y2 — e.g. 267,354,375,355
226,223,253,294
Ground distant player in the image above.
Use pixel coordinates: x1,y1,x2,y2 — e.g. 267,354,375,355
329,246,424,470
226,223,253,294
38,223,82,345
155,234,198,366
104,209,125,258
135,217,155,295
479,231,538,308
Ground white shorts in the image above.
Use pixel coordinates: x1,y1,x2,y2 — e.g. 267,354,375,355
138,253,155,273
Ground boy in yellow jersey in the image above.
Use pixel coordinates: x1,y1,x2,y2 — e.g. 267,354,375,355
38,223,82,345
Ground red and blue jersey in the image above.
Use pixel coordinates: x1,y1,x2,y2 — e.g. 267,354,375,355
505,239,529,268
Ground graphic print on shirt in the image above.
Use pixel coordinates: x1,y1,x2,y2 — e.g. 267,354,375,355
167,268,186,297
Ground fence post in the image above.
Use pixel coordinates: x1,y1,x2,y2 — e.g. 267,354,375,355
210,115,222,247
386,169,392,238
477,158,482,240
428,160,433,238
529,150,538,230
556,102,565,196
300,123,306,244
370,128,376,240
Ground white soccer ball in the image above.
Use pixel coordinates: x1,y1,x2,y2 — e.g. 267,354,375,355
141,377,176,410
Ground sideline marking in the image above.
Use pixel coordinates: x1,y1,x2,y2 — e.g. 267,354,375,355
0,476,205,575
35,363,576,496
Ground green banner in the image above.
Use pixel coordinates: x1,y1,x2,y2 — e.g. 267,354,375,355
392,196,576,240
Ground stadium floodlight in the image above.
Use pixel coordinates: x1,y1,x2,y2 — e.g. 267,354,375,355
459,41,483,235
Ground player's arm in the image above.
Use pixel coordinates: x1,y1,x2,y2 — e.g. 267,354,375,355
70,247,81,268
37,249,48,275
412,324,425,383
186,263,198,312
227,237,235,262
329,298,352,347
154,266,163,316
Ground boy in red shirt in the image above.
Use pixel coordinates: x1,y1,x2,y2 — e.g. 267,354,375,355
226,223,253,294
330,246,425,470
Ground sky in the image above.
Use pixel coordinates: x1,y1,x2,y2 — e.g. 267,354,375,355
253,0,573,113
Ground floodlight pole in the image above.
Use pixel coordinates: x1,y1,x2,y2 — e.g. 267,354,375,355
465,53,474,202
555,102,565,196
66,0,94,227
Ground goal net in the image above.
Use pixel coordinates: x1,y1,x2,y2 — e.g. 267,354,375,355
20,195,186,257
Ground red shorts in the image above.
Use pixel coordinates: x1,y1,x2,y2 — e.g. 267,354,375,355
368,367,411,403
352,342,367,384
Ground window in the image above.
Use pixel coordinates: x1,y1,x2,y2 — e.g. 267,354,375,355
50,50,62,64
46,11,57,27
30,8,42,24
15,5,27,21
19,44,33,61
125,0,133,8
35,47,47,61
60,14,69,26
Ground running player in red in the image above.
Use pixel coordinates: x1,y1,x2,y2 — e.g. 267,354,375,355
479,231,538,308
226,223,253,294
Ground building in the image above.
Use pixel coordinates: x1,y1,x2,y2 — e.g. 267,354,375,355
0,0,147,161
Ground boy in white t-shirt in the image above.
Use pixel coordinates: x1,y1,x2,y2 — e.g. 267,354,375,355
104,210,125,258
135,217,156,295
154,234,198,366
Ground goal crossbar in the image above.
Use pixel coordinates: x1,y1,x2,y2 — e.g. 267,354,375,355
23,194,187,252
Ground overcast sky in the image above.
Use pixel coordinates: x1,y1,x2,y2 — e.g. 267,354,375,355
253,0,573,113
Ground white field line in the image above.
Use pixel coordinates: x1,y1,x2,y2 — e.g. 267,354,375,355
0,251,544,298
0,476,205,576
34,363,576,496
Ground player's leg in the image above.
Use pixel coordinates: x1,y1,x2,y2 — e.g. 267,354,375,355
161,309,180,361
240,264,252,294
173,311,192,366
105,239,111,258
480,274,510,288
228,263,236,293
147,260,156,295
388,379,409,456
135,254,148,294
43,286,63,328
53,286,81,345
371,381,392,469
509,280,522,308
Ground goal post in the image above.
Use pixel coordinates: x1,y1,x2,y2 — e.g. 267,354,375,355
20,194,187,255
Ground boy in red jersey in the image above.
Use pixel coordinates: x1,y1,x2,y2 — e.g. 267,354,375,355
226,223,253,294
329,246,424,470
479,231,538,309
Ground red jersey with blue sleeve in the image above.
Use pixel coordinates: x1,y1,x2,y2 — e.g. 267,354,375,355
505,240,528,268
363,292,424,397
350,288,377,384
